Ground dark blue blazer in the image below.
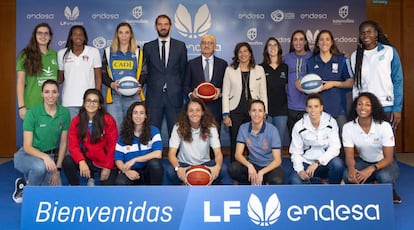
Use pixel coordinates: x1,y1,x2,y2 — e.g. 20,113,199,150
184,55,228,122
143,38,187,108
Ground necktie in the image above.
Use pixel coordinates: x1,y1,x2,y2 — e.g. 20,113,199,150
204,58,210,82
161,40,166,67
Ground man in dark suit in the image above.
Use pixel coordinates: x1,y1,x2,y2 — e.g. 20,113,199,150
143,14,187,136
184,34,227,129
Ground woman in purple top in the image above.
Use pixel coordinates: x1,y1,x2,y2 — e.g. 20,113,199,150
283,30,312,135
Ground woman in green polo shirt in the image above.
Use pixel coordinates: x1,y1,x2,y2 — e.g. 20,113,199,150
16,23,58,120
13,80,70,203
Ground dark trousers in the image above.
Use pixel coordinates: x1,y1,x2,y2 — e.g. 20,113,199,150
228,112,250,162
287,109,305,136
148,93,182,137
62,155,118,185
229,161,285,185
115,159,164,185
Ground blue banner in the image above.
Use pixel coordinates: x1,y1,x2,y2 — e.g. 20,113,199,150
21,184,394,229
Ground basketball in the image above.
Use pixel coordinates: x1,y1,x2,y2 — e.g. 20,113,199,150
118,76,139,96
300,73,323,94
195,82,216,102
186,165,211,186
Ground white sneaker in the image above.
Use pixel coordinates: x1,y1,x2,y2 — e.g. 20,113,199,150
12,178,26,203
87,178,95,186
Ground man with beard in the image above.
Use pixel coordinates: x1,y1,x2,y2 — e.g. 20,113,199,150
142,14,188,139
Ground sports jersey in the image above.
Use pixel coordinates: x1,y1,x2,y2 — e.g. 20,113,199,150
58,46,102,107
114,126,163,169
306,54,352,117
283,51,312,111
350,43,403,112
16,49,58,109
342,118,395,163
237,122,281,167
169,125,220,165
23,103,70,152
290,112,341,173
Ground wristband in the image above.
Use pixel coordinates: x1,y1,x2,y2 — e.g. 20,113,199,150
174,166,180,172
372,164,378,171
18,105,25,110
57,167,61,172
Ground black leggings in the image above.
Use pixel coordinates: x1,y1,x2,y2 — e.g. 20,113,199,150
62,155,118,185
115,158,164,185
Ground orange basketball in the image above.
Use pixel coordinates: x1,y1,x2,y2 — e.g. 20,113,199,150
186,165,211,186
196,82,216,102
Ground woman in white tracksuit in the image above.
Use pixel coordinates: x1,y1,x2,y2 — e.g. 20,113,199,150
289,93,344,184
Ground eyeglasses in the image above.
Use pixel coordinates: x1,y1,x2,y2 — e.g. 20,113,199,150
36,31,50,37
85,99,99,105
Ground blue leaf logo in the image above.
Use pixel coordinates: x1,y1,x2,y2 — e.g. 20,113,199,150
247,193,281,226
64,6,80,21
174,4,211,38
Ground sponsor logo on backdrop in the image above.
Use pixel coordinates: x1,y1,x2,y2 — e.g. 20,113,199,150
238,12,265,20
300,12,328,20
91,12,120,20
204,193,381,225
26,12,54,20
271,10,295,22
93,36,107,49
306,30,320,49
332,6,355,25
246,28,263,46
127,6,149,24
60,6,83,26
175,4,211,39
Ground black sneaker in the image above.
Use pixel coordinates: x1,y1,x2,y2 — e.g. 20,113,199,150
393,189,401,204
12,178,26,204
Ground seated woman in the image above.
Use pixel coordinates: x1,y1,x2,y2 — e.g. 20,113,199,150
229,99,285,185
114,102,164,185
342,92,400,203
13,80,70,203
166,98,230,185
62,89,118,185
289,93,344,184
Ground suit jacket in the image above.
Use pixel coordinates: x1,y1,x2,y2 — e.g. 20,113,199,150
222,65,268,116
143,38,187,107
184,55,228,122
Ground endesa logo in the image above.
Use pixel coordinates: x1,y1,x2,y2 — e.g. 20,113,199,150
26,13,54,20
238,12,265,20
300,12,328,20
204,193,380,226
91,13,120,20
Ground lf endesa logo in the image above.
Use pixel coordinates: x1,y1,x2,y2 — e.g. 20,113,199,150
203,193,381,226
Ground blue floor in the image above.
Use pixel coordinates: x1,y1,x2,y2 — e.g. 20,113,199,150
1,158,413,229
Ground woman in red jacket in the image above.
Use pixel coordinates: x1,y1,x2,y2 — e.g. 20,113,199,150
62,89,118,185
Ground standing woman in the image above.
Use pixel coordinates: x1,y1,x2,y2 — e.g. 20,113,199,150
114,102,164,185
306,30,353,129
222,42,268,162
13,80,70,203
350,20,403,130
62,89,118,185
229,100,285,185
16,23,58,119
58,25,102,119
102,22,146,130
342,92,400,203
261,37,289,147
283,30,312,135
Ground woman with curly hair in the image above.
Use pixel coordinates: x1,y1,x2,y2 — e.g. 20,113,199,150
167,98,229,185
342,92,401,203
16,23,58,119
114,102,164,185
62,89,118,185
